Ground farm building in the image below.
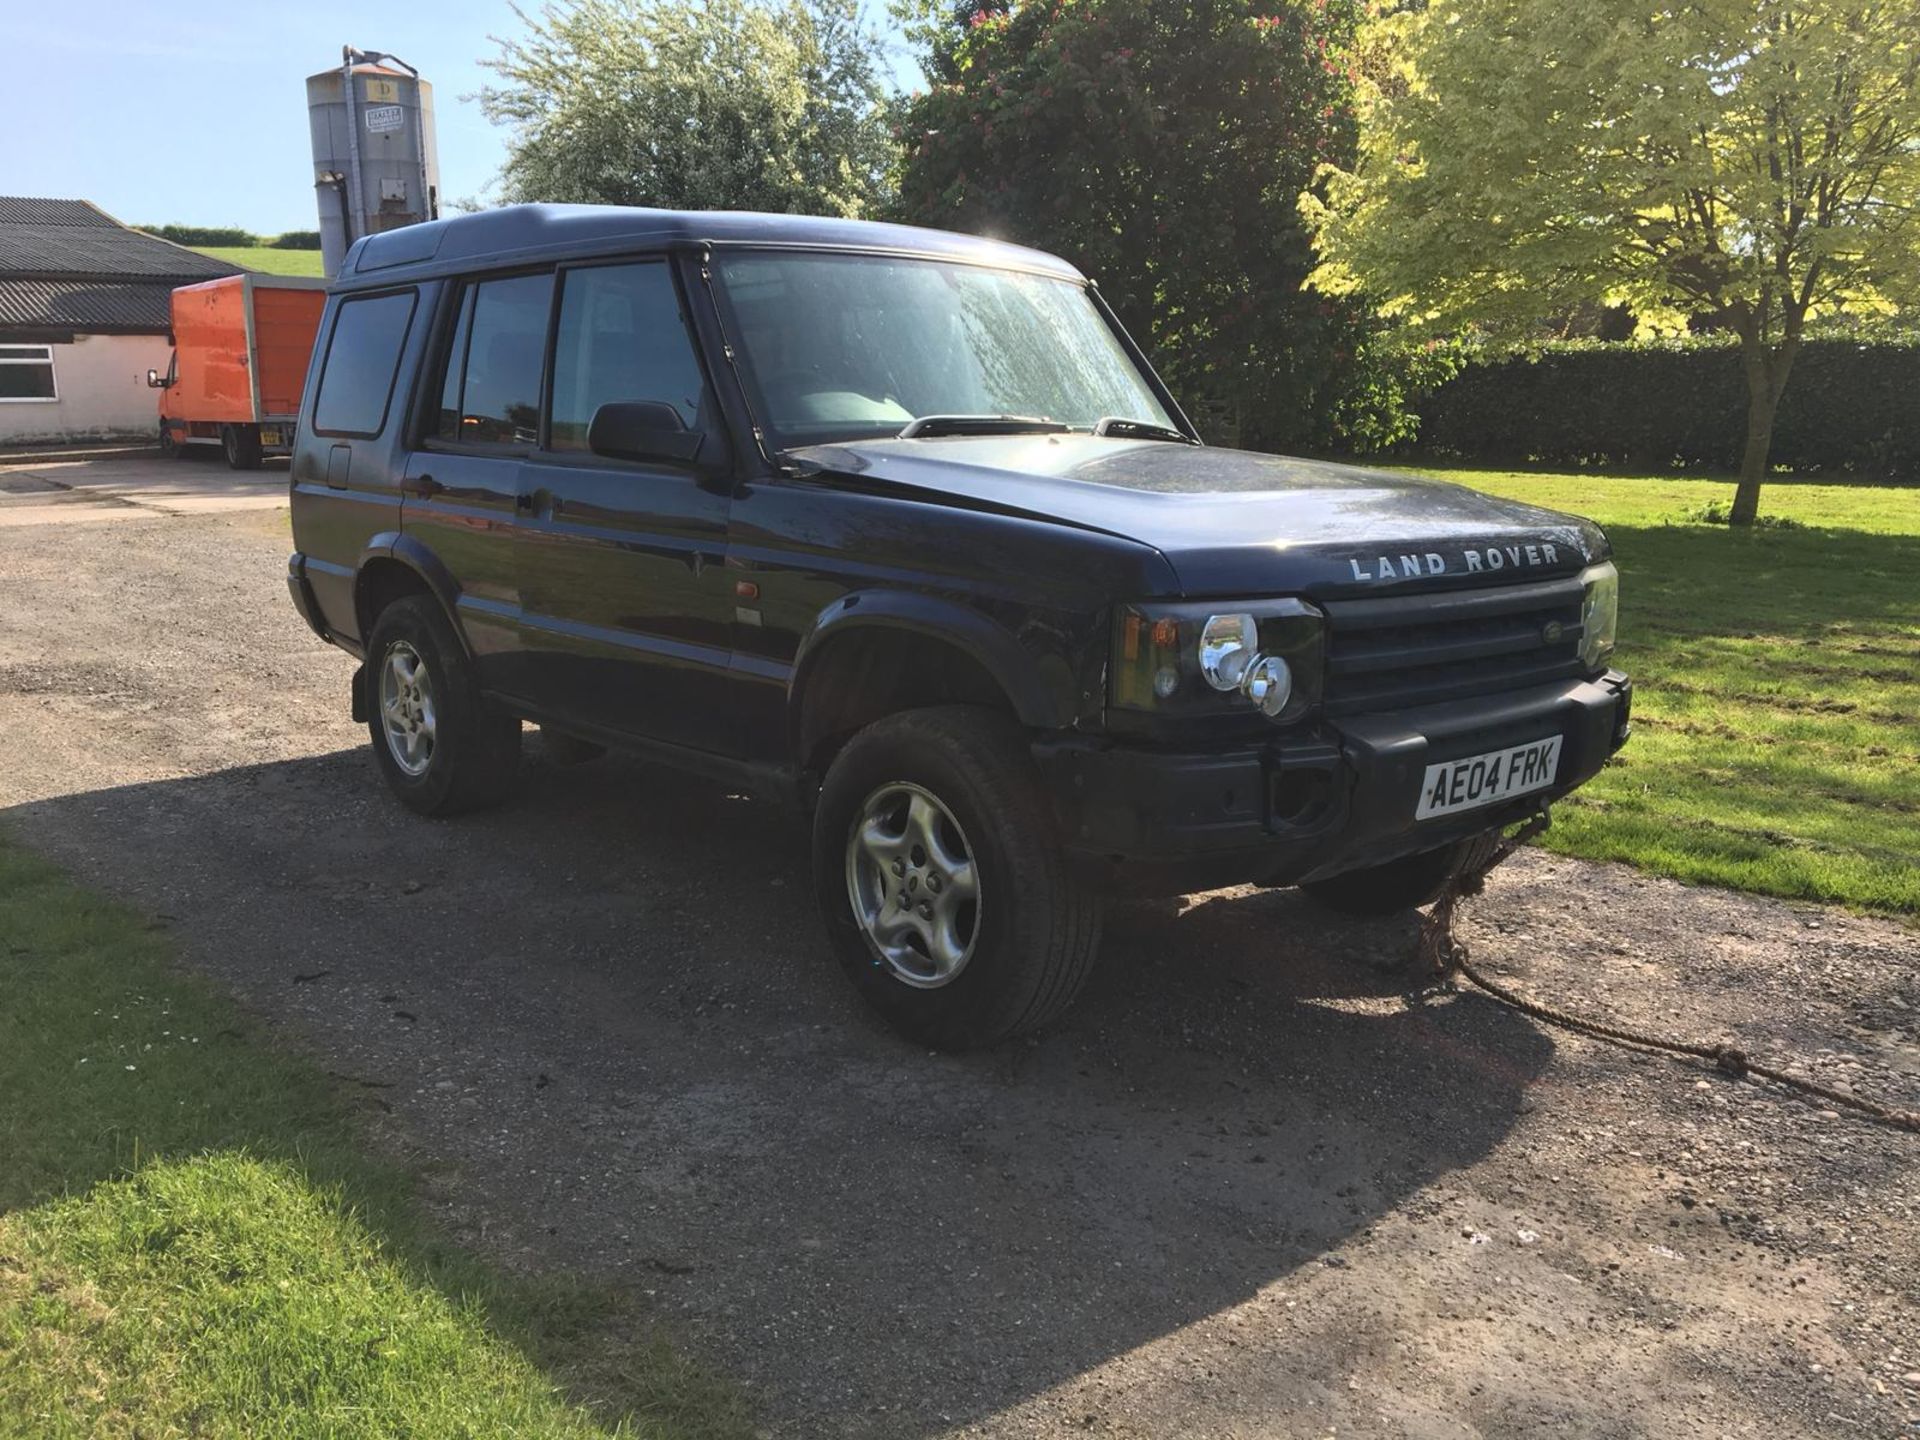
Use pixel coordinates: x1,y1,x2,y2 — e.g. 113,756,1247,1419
0,197,240,447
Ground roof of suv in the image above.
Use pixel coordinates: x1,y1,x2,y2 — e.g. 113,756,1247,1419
335,204,1085,288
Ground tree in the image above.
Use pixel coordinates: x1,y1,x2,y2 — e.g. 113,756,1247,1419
478,0,898,218
892,0,1441,454
1306,0,1920,524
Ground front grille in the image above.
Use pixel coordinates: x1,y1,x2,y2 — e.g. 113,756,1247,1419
1320,575,1586,715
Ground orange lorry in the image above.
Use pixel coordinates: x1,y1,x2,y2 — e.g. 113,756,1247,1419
150,274,328,469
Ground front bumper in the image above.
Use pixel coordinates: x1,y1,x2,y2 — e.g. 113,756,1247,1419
1035,669,1631,896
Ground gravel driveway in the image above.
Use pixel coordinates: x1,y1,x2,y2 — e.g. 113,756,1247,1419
3,459,1916,1438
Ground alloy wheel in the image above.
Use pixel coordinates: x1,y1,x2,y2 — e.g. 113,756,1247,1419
845,782,981,988
379,641,438,778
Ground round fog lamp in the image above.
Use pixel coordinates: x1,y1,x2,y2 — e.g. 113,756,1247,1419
1241,654,1292,717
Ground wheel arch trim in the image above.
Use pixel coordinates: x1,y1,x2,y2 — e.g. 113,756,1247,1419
787,590,1072,744
353,533,470,656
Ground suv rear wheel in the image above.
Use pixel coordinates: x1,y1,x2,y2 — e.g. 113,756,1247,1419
813,706,1103,1050
365,596,520,815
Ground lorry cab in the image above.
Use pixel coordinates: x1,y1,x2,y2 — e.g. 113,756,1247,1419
154,273,327,468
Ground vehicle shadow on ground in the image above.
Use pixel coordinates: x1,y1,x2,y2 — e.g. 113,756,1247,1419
5,746,1553,1437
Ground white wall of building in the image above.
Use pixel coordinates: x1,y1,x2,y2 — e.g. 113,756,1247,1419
0,332,170,445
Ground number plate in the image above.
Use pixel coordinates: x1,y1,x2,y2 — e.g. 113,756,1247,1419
1415,735,1563,821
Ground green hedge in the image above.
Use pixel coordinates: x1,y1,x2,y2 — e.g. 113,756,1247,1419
141,224,257,248
140,225,320,250
1414,335,1920,476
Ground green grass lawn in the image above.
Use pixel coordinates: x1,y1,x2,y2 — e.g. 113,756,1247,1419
1396,465,1920,915
0,836,747,1439
192,245,327,277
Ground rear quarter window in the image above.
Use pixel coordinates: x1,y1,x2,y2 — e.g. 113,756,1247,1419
312,290,418,438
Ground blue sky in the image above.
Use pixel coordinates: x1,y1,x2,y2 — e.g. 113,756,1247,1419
4,0,919,236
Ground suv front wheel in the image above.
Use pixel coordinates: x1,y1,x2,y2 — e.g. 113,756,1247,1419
365,596,520,816
813,706,1102,1050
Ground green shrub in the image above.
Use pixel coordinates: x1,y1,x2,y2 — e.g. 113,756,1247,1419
141,224,259,248
1414,334,1920,476
269,230,323,250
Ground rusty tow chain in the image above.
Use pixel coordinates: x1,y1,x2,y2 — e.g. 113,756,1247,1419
1415,812,1920,1135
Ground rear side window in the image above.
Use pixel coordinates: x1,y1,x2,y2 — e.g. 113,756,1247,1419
312,291,416,437
549,262,708,451
428,273,553,447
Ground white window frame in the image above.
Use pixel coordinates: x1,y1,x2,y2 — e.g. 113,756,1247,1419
0,344,58,403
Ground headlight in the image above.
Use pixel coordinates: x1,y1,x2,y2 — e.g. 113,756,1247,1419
1578,561,1619,671
1199,612,1257,691
1113,599,1323,724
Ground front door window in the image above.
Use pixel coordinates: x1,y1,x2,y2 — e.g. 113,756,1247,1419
549,261,711,448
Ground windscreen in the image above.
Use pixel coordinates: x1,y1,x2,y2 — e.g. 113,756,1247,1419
709,251,1175,448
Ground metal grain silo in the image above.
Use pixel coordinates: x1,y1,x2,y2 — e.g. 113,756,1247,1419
307,49,441,278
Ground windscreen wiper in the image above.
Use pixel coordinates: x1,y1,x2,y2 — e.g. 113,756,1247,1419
898,414,1073,439
1092,415,1198,444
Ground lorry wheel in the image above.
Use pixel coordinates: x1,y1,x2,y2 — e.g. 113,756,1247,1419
364,596,520,816
813,705,1103,1050
159,419,184,460
221,424,263,470
1301,833,1497,916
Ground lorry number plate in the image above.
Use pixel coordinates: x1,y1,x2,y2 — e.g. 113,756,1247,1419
1415,736,1562,821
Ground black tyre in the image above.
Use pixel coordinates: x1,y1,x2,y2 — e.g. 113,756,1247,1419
221,424,263,470
813,706,1103,1050
158,418,185,460
364,595,520,816
1302,833,1497,916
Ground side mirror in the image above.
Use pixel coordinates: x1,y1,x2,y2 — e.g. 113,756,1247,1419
147,368,164,389
587,401,724,469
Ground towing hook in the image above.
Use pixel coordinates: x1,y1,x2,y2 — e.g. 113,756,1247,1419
1416,808,1554,977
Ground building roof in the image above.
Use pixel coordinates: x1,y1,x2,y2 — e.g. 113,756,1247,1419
337,204,1083,289
0,197,126,226
0,278,175,332
0,197,241,335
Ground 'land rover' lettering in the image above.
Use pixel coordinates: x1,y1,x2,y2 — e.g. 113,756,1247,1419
1347,552,1448,581
1348,541,1563,583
